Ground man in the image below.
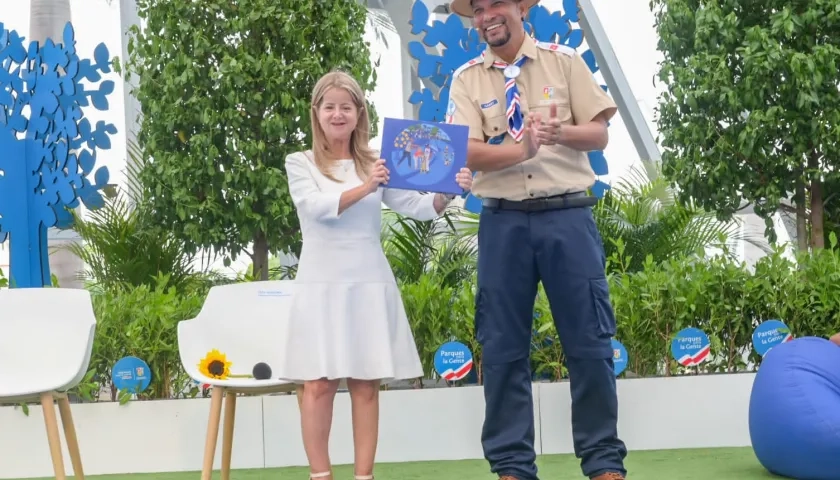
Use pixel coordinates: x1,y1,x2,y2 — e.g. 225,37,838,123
445,1,628,479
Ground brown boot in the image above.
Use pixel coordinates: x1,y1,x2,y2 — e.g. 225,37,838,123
591,473,625,480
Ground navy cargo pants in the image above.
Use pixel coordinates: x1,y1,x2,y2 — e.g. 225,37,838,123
475,197,628,479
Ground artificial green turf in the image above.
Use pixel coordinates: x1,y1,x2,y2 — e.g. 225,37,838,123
15,447,778,480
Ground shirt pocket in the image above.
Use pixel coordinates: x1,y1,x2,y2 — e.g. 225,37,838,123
529,100,572,125
480,102,508,140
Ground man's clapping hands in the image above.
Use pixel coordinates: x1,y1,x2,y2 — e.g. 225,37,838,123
521,103,563,162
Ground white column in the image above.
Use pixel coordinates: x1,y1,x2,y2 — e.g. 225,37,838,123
120,0,142,205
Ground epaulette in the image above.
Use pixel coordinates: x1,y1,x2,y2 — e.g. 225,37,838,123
452,53,486,80
534,41,575,57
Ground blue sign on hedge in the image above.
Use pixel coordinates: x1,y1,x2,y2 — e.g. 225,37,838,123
670,327,711,366
611,338,628,376
112,356,152,393
434,341,473,381
752,320,792,356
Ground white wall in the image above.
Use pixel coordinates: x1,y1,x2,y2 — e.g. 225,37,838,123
0,374,757,478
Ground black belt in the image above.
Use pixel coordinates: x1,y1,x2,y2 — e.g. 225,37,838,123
481,192,597,212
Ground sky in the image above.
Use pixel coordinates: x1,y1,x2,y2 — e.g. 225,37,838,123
0,0,667,273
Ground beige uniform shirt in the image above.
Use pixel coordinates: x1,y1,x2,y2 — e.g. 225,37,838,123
446,37,617,201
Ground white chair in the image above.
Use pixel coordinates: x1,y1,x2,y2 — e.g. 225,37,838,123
178,280,298,480
0,287,97,480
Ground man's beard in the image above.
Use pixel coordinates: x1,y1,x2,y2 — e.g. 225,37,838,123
486,30,511,47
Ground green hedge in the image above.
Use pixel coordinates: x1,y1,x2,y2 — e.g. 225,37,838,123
71,238,840,400
402,236,840,385
84,274,206,402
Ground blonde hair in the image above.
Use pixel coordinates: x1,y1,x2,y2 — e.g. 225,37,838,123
310,70,379,182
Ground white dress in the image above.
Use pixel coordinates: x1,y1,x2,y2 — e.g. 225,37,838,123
276,150,439,384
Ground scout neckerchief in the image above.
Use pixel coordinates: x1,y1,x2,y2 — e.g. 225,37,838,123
491,56,528,142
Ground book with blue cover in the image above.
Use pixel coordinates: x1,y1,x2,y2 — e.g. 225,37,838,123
379,117,469,195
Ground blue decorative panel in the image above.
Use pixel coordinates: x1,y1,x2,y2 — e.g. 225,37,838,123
407,0,612,213
0,22,116,288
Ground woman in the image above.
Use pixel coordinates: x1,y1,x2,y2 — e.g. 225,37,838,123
278,70,473,480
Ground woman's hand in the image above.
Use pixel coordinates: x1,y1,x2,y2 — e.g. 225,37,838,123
455,167,473,192
431,168,475,213
364,159,390,194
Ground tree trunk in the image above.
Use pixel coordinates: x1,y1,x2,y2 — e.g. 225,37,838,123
808,152,825,249
795,180,809,251
810,180,825,249
252,230,270,281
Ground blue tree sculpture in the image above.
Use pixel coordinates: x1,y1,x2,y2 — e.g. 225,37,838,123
0,22,116,288
407,0,611,213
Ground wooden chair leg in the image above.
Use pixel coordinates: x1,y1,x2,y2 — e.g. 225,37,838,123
40,392,66,480
57,396,85,479
201,387,225,480
221,391,237,480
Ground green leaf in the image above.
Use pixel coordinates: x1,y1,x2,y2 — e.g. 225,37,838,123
649,0,840,247
125,0,379,279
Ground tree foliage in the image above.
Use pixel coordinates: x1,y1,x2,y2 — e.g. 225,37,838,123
650,0,840,249
125,0,378,278
593,161,768,273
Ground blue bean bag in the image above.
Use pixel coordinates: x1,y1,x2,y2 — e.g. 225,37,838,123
748,336,840,480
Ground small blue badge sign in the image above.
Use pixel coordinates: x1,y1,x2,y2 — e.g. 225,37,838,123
670,327,711,367
112,356,152,393
752,320,793,356
434,341,473,381
611,339,628,376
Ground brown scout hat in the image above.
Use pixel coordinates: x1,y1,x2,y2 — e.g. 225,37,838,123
449,0,540,18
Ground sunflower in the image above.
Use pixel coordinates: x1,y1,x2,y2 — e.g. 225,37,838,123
198,349,232,380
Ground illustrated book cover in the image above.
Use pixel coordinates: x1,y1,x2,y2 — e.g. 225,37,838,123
379,117,469,195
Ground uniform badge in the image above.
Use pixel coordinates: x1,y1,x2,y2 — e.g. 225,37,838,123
543,86,555,99
480,99,499,109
